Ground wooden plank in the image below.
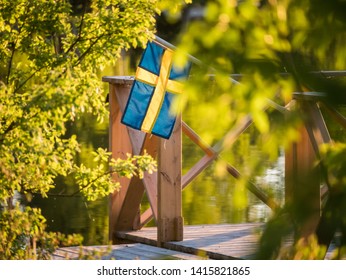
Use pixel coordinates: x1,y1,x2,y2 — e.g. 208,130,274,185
113,84,160,229
131,136,160,229
107,248,150,260
300,101,326,238
157,115,183,244
102,75,134,85
131,243,205,260
111,244,186,260
53,243,203,260
139,208,154,228
111,245,176,260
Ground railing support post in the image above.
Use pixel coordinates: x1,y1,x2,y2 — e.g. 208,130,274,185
106,77,144,243
285,98,321,239
157,115,183,245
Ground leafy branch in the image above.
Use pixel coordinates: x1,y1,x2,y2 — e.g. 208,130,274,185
71,148,157,201
63,7,86,56
5,1,30,85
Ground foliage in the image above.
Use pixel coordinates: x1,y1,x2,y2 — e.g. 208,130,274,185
75,148,157,201
280,236,328,260
0,204,83,259
174,0,346,259
0,0,159,259
157,0,192,16
176,0,344,143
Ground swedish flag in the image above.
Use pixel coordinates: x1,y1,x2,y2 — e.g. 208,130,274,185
121,41,191,139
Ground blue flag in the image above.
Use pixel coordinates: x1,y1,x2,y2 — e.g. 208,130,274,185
121,41,191,139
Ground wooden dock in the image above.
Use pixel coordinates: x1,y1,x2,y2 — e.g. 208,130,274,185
115,223,263,260
53,223,341,260
53,223,261,260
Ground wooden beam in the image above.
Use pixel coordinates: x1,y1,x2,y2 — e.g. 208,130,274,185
108,77,162,233
182,115,253,187
320,102,346,130
182,121,215,156
222,115,254,151
182,153,217,188
301,102,332,157
139,207,154,228
108,83,143,241
285,99,321,239
115,176,145,231
225,164,278,210
141,134,159,222
157,115,183,244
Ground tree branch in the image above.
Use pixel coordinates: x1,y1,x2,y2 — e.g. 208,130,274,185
6,41,16,85
73,33,106,67
14,67,45,94
63,7,86,56
47,169,114,198
6,3,30,85
0,110,40,145
72,169,114,196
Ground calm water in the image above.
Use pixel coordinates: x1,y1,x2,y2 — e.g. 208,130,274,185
30,88,345,246
30,113,285,246
30,60,286,245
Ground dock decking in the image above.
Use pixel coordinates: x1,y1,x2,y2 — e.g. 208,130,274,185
53,223,262,260
53,243,204,260
54,223,340,260
115,223,264,260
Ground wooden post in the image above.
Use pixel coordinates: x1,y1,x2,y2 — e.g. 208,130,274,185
157,114,183,245
106,77,145,242
285,98,321,239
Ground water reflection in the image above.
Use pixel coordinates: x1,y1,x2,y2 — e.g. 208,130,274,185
181,132,285,226
30,110,285,245
30,114,110,245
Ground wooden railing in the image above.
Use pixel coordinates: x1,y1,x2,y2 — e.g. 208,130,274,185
103,75,345,246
